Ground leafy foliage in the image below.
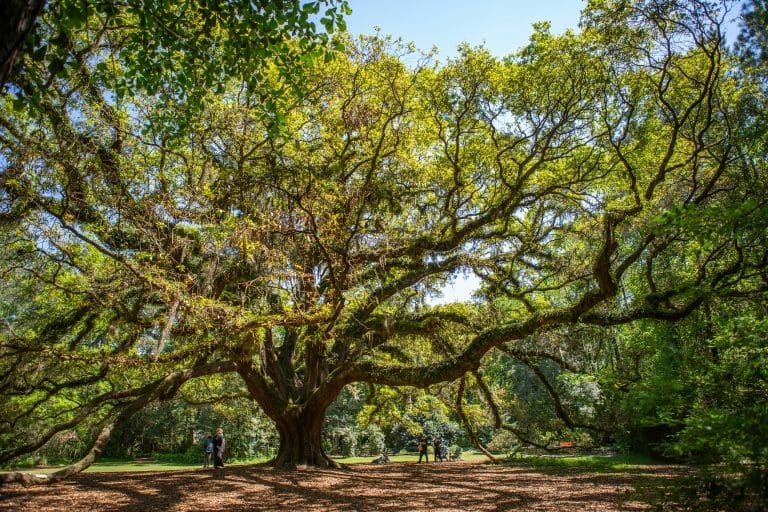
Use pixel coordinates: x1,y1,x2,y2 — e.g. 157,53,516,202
6,0,350,131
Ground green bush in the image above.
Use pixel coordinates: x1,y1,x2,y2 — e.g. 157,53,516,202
357,424,386,456
487,430,521,457
340,431,358,457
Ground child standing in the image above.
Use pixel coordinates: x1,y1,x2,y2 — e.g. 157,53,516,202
203,434,214,468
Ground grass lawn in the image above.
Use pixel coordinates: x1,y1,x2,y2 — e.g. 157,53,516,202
2,457,270,474
329,450,488,465
3,450,491,474
3,451,653,474
83,459,272,473
506,453,661,472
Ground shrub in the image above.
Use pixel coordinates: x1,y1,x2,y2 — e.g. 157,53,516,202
340,431,357,457
357,424,386,456
487,430,521,457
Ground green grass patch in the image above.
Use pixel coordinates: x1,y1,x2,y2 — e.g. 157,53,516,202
86,461,208,473
507,453,660,472
331,451,487,464
88,451,487,469
1,457,273,475
85,456,273,473
3,451,491,475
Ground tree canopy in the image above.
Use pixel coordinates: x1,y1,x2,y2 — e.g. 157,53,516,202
2,0,350,129
1,0,766,483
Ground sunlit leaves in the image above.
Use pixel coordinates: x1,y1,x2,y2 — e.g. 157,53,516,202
9,0,351,134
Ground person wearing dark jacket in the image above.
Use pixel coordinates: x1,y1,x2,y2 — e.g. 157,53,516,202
213,427,225,468
417,437,428,463
433,437,444,462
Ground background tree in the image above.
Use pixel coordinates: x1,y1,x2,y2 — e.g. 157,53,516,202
736,0,768,71
1,0,766,483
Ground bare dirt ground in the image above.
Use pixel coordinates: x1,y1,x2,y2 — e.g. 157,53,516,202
0,459,682,511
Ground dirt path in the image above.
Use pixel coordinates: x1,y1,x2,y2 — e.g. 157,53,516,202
0,459,680,511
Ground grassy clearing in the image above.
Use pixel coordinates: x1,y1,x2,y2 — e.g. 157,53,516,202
1,457,273,474
3,451,491,475
88,455,279,473
82,458,269,473
506,453,661,472
330,451,488,465
83,450,489,471
7,452,653,475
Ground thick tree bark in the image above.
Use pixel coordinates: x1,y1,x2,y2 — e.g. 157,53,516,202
0,0,45,87
272,406,340,468
238,351,345,469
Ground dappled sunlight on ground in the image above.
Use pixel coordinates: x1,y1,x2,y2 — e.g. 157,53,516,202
0,459,686,511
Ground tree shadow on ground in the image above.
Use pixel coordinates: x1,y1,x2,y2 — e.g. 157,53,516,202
0,460,687,511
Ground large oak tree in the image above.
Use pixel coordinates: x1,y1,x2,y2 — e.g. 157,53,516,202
1,0,766,482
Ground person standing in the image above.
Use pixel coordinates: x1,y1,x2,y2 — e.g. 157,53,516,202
417,437,428,463
213,427,226,469
203,434,214,469
433,437,444,462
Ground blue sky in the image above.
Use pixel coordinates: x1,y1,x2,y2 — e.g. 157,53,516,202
344,0,586,59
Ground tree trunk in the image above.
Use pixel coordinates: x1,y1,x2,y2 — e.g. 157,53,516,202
0,0,45,87
272,406,339,468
